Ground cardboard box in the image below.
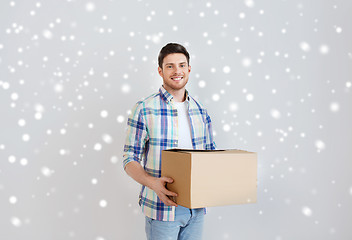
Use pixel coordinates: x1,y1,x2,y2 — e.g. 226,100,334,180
161,149,257,209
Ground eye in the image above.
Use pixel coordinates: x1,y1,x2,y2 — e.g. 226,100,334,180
180,64,185,67
167,65,172,68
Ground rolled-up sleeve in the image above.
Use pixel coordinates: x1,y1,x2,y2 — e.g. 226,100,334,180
204,110,217,150
123,102,149,169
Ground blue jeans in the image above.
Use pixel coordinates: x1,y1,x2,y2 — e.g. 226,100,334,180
145,206,205,240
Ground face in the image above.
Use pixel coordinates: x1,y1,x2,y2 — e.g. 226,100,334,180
158,53,191,92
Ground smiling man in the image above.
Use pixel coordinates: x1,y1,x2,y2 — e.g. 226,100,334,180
123,43,216,240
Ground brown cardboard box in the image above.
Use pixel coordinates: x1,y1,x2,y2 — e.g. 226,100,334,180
161,149,257,209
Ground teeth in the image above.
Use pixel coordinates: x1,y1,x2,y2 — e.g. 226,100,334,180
172,77,182,80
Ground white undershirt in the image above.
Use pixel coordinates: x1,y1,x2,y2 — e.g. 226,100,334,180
173,101,193,149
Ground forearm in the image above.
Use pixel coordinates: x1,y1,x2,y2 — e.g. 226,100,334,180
124,160,178,207
124,161,155,189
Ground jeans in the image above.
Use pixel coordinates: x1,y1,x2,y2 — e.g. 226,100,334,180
145,206,205,240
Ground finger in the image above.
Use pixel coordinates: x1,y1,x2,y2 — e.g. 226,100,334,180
163,189,178,197
160,177,174,183
159,193,178,207
162,196,178,207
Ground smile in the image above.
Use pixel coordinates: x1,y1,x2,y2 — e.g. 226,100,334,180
171,76,183,81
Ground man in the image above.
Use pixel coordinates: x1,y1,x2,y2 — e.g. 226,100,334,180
123,43,216,240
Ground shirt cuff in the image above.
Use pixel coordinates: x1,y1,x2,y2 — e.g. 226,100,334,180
123,156,140,170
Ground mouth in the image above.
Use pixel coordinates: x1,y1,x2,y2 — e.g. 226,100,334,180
171,76,183,81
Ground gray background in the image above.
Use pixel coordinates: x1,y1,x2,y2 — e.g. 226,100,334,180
1,0,351,239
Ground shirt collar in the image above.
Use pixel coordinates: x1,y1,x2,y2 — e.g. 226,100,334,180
159,85,190,104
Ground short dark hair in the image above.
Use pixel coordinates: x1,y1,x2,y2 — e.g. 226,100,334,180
158,43,190,68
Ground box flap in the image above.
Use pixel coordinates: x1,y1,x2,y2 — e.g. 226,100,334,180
164,149,226,153
163,149,254,154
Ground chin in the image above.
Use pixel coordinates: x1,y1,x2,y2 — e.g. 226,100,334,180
173,82,187,88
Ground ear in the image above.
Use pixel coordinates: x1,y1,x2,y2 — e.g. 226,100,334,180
158,67,163,77
188,65,191,73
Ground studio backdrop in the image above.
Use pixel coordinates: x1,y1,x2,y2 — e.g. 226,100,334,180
1,0,351,239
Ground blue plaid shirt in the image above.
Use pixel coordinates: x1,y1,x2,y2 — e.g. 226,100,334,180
123,85,216,221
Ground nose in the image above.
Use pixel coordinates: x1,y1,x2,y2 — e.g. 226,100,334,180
174,66,182,74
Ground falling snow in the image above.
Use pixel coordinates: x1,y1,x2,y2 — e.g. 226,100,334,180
302,206,313,217
319,44,330,55
315,139,326,151
11,217,22,227
41,167,54,177
229,102,239,112
329,102,340,112
100,110,108,118
223,66,231,74
94,143,102,151
300,42,311,52
102,134,113,144
198,80,206,88
1,0,351,239
270,109,281,119
99,199,107,208
9,196,18,204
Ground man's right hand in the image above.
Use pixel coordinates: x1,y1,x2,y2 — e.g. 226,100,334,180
149,177,178,207
124,162,178,207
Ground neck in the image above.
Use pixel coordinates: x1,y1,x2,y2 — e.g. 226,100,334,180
163,85,186,102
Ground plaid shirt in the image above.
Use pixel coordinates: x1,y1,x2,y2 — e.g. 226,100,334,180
123,85,216,221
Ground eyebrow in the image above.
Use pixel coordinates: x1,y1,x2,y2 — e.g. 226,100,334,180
164,62,187,66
